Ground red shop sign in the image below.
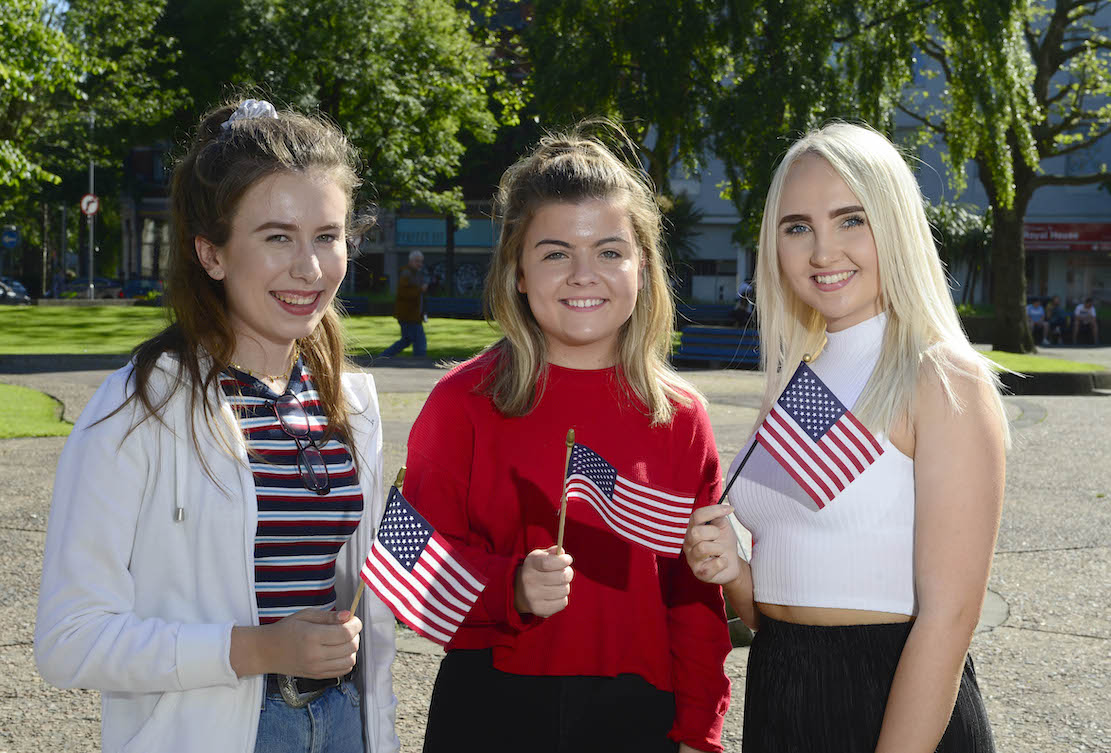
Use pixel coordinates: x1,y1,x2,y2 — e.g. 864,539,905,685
1024,222,1111,252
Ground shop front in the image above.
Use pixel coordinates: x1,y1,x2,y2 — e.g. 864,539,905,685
1024,221,1111,307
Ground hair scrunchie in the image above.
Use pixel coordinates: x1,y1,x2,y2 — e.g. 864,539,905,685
221,99,279,130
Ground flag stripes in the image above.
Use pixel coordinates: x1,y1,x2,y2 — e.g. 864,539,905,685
360,488,488,646
564,443,696,558
754,362,883,509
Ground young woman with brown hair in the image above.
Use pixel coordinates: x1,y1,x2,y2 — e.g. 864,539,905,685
35,100,399,753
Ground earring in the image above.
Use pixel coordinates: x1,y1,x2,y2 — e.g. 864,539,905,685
210,269,224,280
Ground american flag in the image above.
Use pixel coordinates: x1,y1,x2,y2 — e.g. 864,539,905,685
564,443,695,558
755,362,884,509
359,487,487,646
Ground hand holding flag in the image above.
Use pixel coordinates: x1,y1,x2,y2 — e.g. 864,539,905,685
564,442,696,557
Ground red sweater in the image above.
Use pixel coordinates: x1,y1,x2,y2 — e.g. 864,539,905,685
404,353,732,752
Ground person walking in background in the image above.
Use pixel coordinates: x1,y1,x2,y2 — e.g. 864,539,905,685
1073,297,1099,345
379,250,428,358
35,99,398,753
407,123,732,753
685,122,1007,752
1026,297,1049,345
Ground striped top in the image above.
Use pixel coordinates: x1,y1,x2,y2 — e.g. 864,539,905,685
220,360,365,624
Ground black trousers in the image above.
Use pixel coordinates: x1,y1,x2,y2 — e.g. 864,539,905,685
743,616,995,753
422,649,679,753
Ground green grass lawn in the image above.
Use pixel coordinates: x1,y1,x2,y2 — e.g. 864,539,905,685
0,307,503,360
3,308,1106,374
985,350,1104,373
0,383,72,438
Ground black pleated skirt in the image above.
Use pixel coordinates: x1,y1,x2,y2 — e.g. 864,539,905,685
742,616,995,753
422,648,678,753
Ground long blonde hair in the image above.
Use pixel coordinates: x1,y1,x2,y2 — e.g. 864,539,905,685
482,121,701,425
755,122,1009,444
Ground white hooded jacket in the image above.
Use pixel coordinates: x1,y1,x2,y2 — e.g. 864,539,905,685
35,353,400,753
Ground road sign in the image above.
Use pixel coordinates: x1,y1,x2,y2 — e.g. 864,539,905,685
0,228,18,249
81,194,100,216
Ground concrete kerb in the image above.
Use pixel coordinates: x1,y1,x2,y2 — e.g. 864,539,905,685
5,352,1111,397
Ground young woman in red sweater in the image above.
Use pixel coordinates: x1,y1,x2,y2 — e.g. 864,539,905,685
403,125,732,753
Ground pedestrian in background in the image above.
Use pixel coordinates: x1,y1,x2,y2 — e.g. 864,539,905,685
686,122,1008,752
406,123,732,753
379,249,428,358
35,99,398,753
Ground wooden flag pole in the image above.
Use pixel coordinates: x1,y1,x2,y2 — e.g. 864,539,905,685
556,429,575,552
350,466,407,614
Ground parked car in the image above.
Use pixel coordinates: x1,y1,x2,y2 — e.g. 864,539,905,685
0,276,29,298
0,280,32,305
120,277,164,299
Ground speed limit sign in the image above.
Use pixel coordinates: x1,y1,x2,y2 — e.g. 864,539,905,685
81,193,100,216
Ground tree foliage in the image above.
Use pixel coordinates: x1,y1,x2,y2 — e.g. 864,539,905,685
0,0,81,212
925,200,992,304
902,0,1111,351
527,0,731,195
235,0,514,214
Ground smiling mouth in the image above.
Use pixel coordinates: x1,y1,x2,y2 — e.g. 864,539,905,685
563,298,606,309
813,271,855,285
271,291,321,306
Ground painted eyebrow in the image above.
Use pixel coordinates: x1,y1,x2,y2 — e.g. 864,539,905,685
253,221,344,233
778,205,866,226
533,236,631,248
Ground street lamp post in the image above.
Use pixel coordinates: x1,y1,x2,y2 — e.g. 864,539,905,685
87,110,95,300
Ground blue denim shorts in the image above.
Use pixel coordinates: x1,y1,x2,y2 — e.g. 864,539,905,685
255,679,364,753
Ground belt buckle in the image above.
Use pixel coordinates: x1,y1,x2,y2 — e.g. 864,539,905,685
277,675,329,708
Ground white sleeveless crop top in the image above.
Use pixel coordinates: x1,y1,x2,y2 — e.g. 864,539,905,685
729,313,918,615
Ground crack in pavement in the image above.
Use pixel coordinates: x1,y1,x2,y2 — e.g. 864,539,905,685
995,544,1108,555
0,526,46,535
996,624,1108,641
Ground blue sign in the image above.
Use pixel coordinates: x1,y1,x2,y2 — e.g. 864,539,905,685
0,228,19,249
395,218,494,248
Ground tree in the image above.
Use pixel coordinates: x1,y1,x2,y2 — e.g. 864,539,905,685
0,0,81,214
710,0,928,243
526,0,731,196
901,0,1111,352
1,0,179,287
235,0,513,215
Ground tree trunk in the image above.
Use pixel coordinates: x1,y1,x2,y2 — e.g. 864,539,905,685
989,203,1033,352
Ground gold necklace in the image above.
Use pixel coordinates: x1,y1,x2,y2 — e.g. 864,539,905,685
228,346,299,382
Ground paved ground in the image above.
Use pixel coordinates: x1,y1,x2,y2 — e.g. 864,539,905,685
1,351,1109,752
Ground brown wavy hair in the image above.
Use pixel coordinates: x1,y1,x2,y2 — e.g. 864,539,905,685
120,100,366,469
481,120,702,424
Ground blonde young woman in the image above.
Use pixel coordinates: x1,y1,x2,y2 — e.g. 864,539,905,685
403,125,732,753
685,123,1007,752
35,101,398,753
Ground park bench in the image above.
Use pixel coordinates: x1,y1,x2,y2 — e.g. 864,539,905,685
425,296,483,319
675,301,737,326
674,325,760,369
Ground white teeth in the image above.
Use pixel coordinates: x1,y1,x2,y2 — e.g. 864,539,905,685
565,298,604,308
273,291,317,305
814,271,854,285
